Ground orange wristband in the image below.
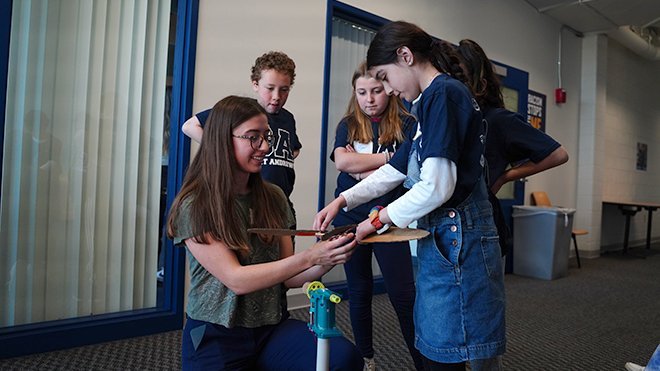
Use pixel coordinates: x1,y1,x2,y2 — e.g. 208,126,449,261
369,206,390,234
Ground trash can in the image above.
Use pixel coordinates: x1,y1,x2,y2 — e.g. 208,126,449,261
512,205,576,280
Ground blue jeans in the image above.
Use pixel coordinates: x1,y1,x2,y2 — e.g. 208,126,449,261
647,344,660,370
182,316,363,370
414,180,506,363
343,241,424,370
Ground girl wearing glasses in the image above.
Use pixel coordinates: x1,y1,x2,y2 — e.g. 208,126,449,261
168,96,362,370
182,51,301,227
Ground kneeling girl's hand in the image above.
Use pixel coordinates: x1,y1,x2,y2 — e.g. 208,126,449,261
307,233,357,266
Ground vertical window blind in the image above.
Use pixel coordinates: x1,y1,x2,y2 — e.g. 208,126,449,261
322,17,377,284
323,17,376,206
1,0,170,327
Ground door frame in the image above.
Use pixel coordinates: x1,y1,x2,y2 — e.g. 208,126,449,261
491,60,529,272
317,0,389,211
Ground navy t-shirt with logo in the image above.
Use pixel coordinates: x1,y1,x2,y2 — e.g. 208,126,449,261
388,74,486,208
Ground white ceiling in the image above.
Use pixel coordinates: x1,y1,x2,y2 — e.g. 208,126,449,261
521,0,660,34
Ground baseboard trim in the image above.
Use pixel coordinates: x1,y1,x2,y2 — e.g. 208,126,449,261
600,237,660,254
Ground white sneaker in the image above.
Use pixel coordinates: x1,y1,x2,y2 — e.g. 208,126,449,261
156,268,164,282
625,362,646,371
363,357,375,371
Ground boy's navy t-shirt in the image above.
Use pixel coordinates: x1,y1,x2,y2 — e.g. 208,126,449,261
196,107,302,199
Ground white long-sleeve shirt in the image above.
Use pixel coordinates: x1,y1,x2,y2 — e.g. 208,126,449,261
341,157,457,227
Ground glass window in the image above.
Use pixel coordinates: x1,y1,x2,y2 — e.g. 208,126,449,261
323,17,376,208
322,16,378,284
502,86,520,112
1,0,171,327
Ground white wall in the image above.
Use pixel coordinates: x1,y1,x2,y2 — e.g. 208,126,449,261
194,0,328,226
193,0,581,232
600,39,660,249
342,0,581,209
193,0,329,296
192,0,659,267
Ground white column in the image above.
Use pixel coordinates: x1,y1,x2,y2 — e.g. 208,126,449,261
576,34,607,258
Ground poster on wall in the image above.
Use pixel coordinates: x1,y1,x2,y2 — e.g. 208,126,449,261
637,142,647,171
527,90,546,132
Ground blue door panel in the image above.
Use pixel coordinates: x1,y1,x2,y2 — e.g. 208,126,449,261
491,61,529,273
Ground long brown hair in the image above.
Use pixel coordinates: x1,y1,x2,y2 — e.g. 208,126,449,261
457,39,504,109
342,61,411,146
167,96,287,253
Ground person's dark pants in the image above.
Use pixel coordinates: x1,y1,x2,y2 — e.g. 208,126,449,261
423,357,466,371
343,241,424,370
182,316,362,370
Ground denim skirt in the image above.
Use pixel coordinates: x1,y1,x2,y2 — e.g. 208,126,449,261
414,187,506,363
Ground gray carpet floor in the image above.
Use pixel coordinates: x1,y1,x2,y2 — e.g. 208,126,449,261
1,245,659,370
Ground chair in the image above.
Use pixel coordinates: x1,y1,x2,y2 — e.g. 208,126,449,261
531,191,586,268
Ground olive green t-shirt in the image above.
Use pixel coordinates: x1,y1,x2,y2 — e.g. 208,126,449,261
172,183,294,328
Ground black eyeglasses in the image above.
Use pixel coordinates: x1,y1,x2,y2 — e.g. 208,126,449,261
232,131,275,150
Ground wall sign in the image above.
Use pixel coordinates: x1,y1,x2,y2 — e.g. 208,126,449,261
527,90,546,132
